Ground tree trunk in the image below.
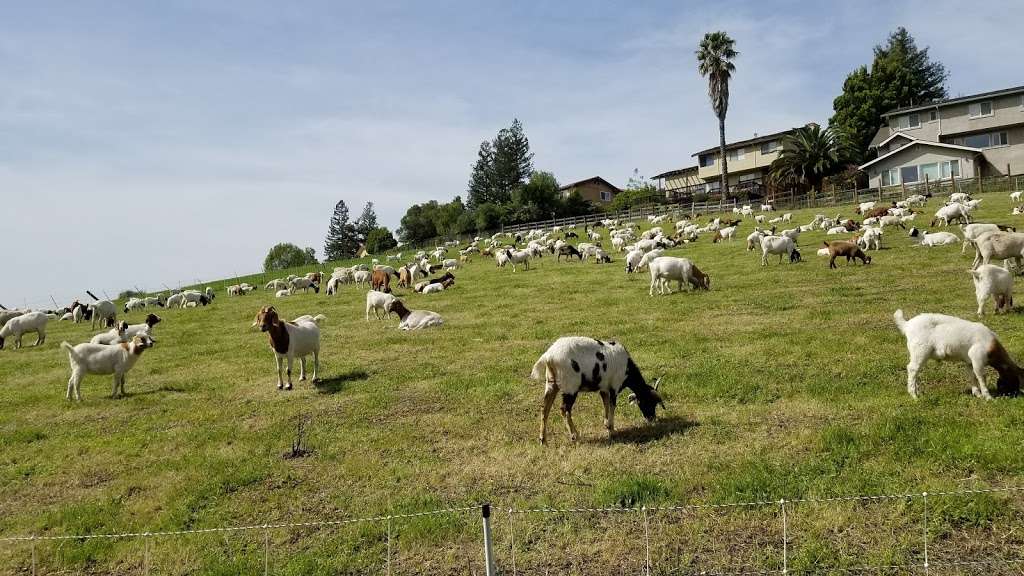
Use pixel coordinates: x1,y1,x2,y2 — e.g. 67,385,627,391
718,115,728,197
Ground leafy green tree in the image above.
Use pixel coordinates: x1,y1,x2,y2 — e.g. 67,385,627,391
474,202,505,232
769,124,852,195
364,227,398,254
435,197,470,238
696,31,738,195
353,202,379,244
511,170,560,222
324,200,360,260
561,190,596,217
398,201,440,244
830,27,948,161
264,243,318,272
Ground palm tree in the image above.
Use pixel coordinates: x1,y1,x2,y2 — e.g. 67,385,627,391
696,31,738,196
768,124,851,197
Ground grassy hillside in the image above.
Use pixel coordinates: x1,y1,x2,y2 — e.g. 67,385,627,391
3,192,1024,574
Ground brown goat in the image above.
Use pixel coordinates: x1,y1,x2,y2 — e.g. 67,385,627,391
371,269,392,293
863,206,893,220
398,266,412,288
824,241,871,269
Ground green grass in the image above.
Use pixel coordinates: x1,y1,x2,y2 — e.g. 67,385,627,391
3,192,1024,574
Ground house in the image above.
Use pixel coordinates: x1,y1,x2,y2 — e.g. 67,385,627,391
860,85,1024,188
691,126,812,197
650,166,702,201
558,176,622,205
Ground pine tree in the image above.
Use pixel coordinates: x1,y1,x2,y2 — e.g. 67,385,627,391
830,27,947,161
466,141,495,208
491,118,534,203
354,202,379,244
323,200,360,261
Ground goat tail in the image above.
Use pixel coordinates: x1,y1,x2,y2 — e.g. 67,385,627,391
61,341,81,363
311,314,327,326
530,357,549,382
893,309,907,334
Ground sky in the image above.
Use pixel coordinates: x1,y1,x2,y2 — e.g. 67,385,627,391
2,0,1023,307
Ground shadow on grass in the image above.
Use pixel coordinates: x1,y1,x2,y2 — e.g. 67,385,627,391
314,369,370,394
582,415,698,446
120,385,187,398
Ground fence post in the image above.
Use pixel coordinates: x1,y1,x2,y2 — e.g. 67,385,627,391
780,499,788,574
922,492,929,574
482,504,496,576
977,172,982,195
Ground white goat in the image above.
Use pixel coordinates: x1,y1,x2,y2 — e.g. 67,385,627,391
0,311,49,350
894,309,1023,400
62,334,155,400
760,236,799,265
972,265,1014,316
366,290,397,320
648,257,710,295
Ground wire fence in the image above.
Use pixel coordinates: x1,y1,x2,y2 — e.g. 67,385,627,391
4,485,1024,574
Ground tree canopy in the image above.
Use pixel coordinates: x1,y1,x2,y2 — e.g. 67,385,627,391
696,31,738,194
769,124,852,194
467,119,534,208
264,243,318,272
830,27,948,161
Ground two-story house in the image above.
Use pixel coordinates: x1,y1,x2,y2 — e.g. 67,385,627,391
860,85,1024,188
558,176,622,205
650,166,702,201
691,126,809,197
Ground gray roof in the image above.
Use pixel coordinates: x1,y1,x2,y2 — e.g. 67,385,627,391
881,85,1024,117
650,166,698,180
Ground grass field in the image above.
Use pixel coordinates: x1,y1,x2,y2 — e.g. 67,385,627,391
4,191,1024,574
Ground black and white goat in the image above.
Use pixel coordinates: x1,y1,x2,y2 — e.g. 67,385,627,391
531,337,664,444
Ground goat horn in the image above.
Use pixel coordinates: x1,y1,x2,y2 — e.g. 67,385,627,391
653,377,662,390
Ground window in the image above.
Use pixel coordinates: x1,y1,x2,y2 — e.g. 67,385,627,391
895,114,921,130
929,109,938,121
760,140,778,154
738,172,760,183
882,168,900,187
600,190,612,202
900,165,920,184
958,131,1009,149
726,147,745,162
699,154,715,167
968,101,993,118
940,160,960,179
706,181,721,192
920,163,939,181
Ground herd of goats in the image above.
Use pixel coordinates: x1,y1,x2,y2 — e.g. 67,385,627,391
3,189,1024,442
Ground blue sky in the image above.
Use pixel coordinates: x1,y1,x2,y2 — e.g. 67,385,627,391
2,0,1022,307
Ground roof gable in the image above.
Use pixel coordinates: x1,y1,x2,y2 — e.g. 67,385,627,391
858,140,982,170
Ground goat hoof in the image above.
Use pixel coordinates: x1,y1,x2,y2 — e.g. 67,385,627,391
277,383,284,390
286,384,293,390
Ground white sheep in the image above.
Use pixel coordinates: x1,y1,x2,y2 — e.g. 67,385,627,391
972,265,1014,316
648,256,710,296
0,311,49,349
894,309,1022,399
531,336,664,443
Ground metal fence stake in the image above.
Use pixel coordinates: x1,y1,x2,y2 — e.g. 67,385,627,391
922,492,929,574
508,509,517,576
482,504,496,576
387,515,393,576
641,506,652,576
31,537,36,576
780,499,788,574
264,527,269,576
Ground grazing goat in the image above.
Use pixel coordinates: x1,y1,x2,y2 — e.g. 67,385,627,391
371,269,393,293
62,335,155,400
972,265,1014,316
89,300,117,329
648,257,710,296
531,337,664,443
961,223,1016,255
557,245,582,261
0,311,49,349
760,236,799,265
383,298,444,330
289,277,320,294
823,241,871,268
932,203,970,227
972,231,1024,270
894,309,1022,399
366,290,397,320
252,306,325,390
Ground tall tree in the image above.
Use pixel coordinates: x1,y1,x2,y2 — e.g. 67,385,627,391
768,124,851,195
364,227,398,254
696,31,738,196
466,141,495,208
354,202,379,243
830,27,948,161
323,200,360,261
491,118,534,203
